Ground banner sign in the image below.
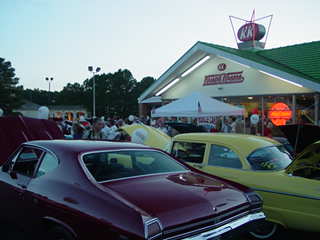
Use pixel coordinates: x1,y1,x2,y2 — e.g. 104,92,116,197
203,71,244,86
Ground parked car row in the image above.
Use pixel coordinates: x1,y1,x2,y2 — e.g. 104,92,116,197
0,116,319,240
121,123,320,239
0,116,265,240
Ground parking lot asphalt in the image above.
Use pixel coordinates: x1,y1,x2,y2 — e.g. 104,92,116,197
0,222,317,240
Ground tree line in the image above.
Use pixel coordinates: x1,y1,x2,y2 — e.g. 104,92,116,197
0,57,155,118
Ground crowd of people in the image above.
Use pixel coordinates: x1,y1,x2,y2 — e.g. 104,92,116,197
56,115,147,140
54,113,277,141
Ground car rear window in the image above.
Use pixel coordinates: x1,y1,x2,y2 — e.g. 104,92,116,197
82,150,187,182
247,145,292,171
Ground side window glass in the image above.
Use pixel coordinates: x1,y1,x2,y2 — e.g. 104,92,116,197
172,141,206,164
208,145,242,169
12,147,43,177
36,153,59,177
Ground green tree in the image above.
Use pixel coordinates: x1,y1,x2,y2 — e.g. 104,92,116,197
83,69,138,118
135,76,155,97
0,58,23,113
20,69,155,119
22,88,59,106
55,83,87,106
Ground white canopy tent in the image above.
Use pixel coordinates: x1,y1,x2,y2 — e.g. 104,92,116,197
151,92,244,118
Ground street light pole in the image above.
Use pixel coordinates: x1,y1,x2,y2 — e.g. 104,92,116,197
88,66,101,118
45,77,54,105
45,77,54,92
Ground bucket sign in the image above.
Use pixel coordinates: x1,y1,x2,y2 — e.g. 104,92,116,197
237,23,266,42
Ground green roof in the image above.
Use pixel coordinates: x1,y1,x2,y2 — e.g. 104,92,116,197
199,41,320,83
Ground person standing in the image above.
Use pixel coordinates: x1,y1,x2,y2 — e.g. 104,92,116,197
72,120,85,139
82,118,106,140
222,117,232,133
230,116,237,133
263,121,273,138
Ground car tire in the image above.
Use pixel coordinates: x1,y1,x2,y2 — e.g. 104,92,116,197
47,225,76,240
249,221,281,239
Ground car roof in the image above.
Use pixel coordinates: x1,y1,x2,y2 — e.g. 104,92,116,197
173,133,280,156
25,140,151,155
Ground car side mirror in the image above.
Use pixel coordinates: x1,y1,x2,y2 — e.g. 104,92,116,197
9,171,18,179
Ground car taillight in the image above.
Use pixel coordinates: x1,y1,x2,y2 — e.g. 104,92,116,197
144,218,162,239
246,192,263,206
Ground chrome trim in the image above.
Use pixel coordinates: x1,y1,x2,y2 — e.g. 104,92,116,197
7,144,58,178
98,171,189,184
165,212,265,240
79,148,189,183
164,210,251,239
252,187,320,201
23,143,60,164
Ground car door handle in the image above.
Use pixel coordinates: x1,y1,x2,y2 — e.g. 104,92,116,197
193,164,203,169
12,187,25,198
32,195,48,205
222,175,238,180
18,184,27,189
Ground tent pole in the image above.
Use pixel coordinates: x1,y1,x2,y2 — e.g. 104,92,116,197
243,115,246,134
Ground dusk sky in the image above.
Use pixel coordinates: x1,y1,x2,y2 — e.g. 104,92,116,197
2,0,319,91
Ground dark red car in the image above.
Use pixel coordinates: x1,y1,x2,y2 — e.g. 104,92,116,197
0,117,265,240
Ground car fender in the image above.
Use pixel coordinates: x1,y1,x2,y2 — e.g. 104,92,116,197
41,216,77,238
262,205,287,229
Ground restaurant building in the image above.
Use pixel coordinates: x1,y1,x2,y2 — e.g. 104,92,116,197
138,22,320,127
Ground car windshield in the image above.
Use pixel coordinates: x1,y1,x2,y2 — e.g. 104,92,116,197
82,150,188,182
247,145,292,171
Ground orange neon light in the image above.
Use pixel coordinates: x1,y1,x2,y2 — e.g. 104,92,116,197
268,102,292,126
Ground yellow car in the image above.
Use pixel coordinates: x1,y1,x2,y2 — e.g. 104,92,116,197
120,124,171,151
170,133,320,239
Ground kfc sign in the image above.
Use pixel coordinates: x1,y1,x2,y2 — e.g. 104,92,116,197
203,71,244,86
237,23,266,42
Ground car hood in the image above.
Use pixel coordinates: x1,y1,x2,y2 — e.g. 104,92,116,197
279,124,320,154
166,122,207,134
121,124,172,152
0,116,63,165
101,171,249,229
286,140,320,174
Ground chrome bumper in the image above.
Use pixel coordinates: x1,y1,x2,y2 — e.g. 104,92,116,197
182,212,265,240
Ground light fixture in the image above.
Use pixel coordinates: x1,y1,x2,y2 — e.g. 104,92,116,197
248,96,253,100
260,70,303,87
88,66,102,117
155,78,180,96
181,56,210,77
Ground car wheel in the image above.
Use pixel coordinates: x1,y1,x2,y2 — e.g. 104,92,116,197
249,221,280,239
47,226,76,240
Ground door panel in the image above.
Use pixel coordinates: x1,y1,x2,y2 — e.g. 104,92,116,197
203,165,320,231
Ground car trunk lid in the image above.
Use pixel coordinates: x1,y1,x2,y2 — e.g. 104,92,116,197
101,171,249,229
